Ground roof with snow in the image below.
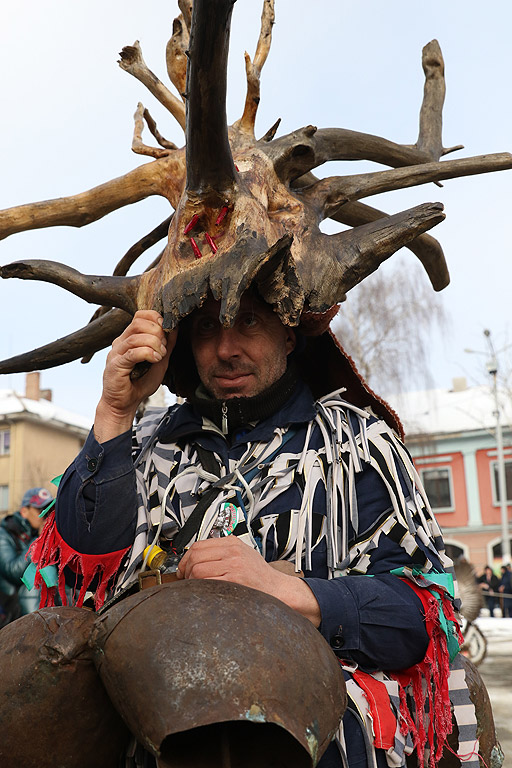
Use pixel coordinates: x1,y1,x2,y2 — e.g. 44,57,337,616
386,384,512,438
0,388,91,433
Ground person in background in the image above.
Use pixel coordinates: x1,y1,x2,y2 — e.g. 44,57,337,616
498,564,512,618
0,487,53,624
477,565,500,616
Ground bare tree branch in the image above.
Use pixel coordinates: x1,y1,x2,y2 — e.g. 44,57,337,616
260,117,281,142
178,0,193,32
119,41,186,131
166,14,189,99
113,217,171,277
236,0,275,135
0,309,131,374
292,172,449,291
293,202,445,311
82,230,169,361
333,260,449,394
142,106,177,150
131,103,172,158
264,126,436,182
300,153,512,217
0,260,140,313
186,0,237,198
0,158,180,240
416,39,446,160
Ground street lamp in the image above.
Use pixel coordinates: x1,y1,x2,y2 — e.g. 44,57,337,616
483,330,511,565
466,331,511,564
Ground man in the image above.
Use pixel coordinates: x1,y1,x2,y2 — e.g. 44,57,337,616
32,293,475,768
0,487,52,623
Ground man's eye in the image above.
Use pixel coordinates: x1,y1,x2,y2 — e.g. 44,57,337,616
196,318,216,333
241,315,258,328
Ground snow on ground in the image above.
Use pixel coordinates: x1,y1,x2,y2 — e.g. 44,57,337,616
474,616,512,638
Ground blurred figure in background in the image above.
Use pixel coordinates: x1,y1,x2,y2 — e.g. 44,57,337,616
499,564,512,618
478,565,500,616
0,487,52,626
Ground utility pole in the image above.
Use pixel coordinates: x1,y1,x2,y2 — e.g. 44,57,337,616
483,329,511,565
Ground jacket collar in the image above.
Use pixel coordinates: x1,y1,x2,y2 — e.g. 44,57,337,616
158,378,316,447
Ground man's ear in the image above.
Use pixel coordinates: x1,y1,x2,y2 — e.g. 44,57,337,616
19,506,29,520
285,328,296,355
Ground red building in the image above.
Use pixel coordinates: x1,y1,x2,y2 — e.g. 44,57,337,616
388,379,512,571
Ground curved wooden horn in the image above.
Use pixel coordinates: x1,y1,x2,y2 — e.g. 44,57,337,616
186,0,237,199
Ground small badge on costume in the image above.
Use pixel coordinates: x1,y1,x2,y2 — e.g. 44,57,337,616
210,503,244,537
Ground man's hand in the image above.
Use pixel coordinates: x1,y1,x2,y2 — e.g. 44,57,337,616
94,310,176,443
176,536,321,627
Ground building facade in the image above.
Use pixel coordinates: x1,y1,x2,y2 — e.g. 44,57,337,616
0,373,91,515
388,380,512,572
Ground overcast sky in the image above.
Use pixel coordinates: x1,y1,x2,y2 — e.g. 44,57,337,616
1,0,511,422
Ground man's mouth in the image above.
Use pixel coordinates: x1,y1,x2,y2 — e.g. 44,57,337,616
214,373,252,384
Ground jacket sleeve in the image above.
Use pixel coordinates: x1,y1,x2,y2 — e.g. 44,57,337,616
305,572,428,671
304,460,431,672
0,531,28,586
55,427,138,555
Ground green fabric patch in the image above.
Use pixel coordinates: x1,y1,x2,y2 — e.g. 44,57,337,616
39,565,59,588
431,590,461,662
38,473,63,518
390,567,460,661
426,572,455,598
21,562,37,590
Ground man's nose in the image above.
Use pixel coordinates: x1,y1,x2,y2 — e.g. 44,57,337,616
216,327,241,360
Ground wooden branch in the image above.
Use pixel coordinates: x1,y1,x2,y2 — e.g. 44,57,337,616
82,232,169,362
414,39,465,160
264,126,435,182
166,14,189,99
260,117,281,142
0,260,140,314
298,203,445,311
186,0,237,198
335,202,445,290
143,109,177,150
291,171,449,291
236,0,275,135
0,160,174,240
178,0,193,32
0,309,131,374
119,41,186,131
300,153,512,217
113,217,171,276
132,103,172,158
416,40,446,160
331,199,449,291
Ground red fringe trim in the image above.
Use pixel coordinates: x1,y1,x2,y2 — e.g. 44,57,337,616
390,579,461,768
352,669,397,750
29,510,129,611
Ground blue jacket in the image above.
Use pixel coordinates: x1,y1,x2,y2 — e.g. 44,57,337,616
0,512,39,617
55,381,432,768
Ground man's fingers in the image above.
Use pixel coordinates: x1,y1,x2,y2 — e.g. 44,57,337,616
183,561,232,580
116,333,168,365
178,537,245,580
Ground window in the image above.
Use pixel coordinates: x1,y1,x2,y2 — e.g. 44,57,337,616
0,485,8,513
0,430,10,456
491,459,512,504
420,467,454,512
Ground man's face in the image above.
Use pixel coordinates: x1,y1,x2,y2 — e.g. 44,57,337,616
189,294,296,399
20,505,44,532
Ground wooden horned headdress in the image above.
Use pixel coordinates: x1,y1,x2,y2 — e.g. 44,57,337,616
0,0,511,379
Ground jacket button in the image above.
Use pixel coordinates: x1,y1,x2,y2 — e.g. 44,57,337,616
87,458,98,472
331,633,344,649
